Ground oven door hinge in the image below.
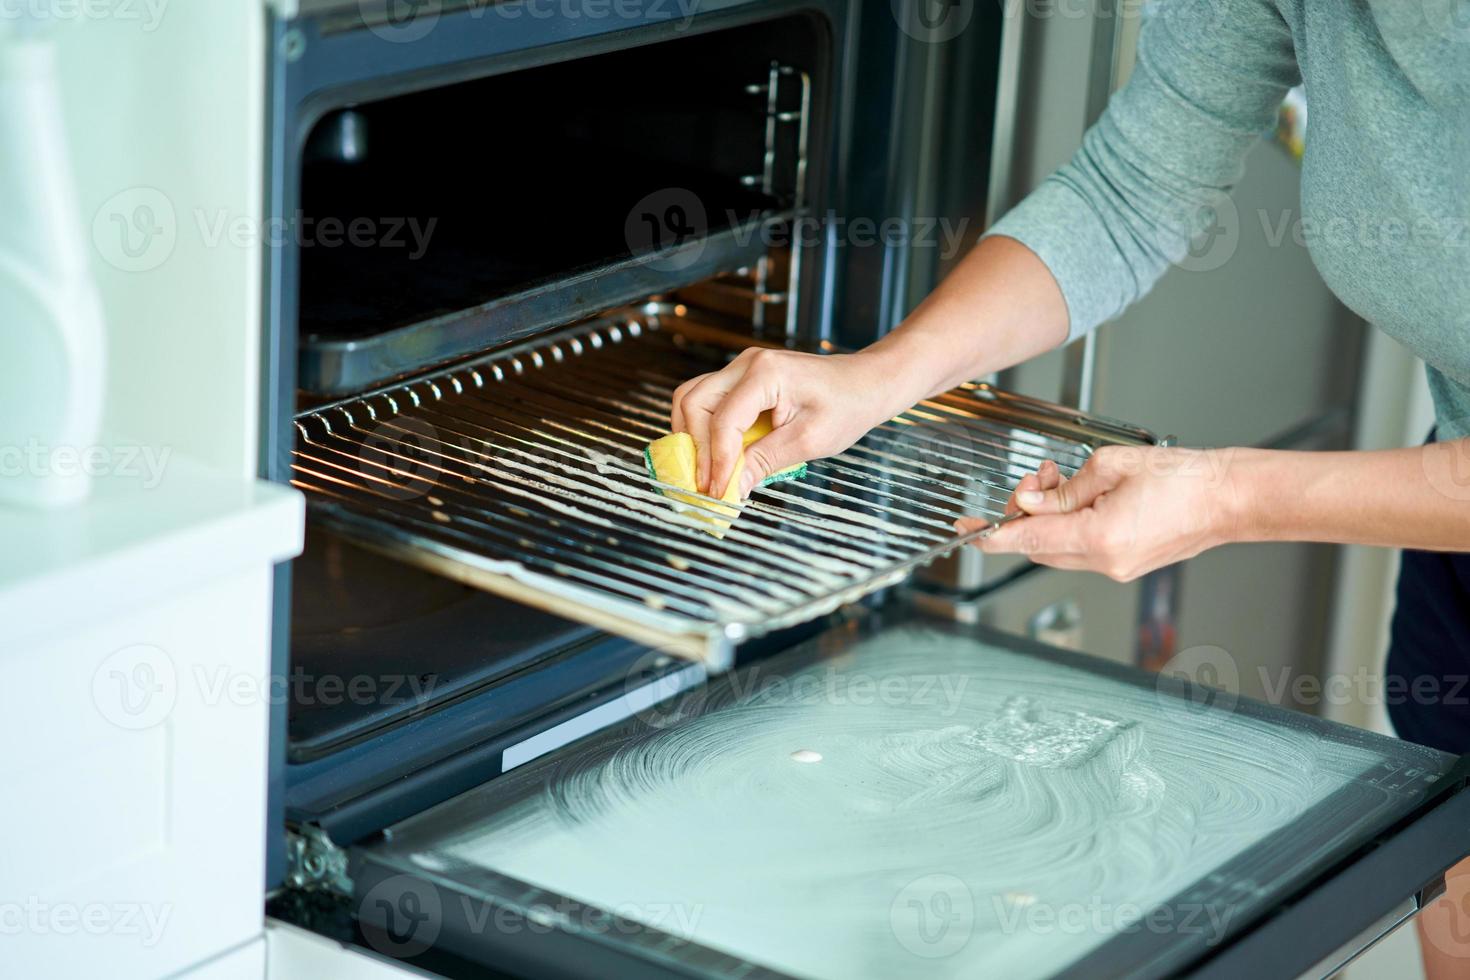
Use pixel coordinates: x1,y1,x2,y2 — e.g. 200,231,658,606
284,824,354,898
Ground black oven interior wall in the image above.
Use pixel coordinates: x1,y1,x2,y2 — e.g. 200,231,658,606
297,13,833,365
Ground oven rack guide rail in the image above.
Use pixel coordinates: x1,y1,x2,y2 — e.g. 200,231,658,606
291,305,1159,670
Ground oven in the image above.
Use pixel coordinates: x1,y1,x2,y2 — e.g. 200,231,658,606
258,3,1470,978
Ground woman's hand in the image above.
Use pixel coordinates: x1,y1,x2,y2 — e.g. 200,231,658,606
957,446,1243,581
670,347,915,499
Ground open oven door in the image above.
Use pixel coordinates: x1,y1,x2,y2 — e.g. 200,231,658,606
329,607,1470,980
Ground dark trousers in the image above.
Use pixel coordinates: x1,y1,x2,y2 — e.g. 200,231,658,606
1385,438,1470,753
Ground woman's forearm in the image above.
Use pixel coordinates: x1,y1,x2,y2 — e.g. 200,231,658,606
856,235,1071,409
1229,442,1470,551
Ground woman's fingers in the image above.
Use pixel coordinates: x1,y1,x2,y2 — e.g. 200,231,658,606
706,372,779,498
674,362,751,492
670,372,714,434
1037,459,1062,491
956,510,1101,571
739,424,809,496
1004,471,1040,516
979,512,1095,558
1016,454,1119,515
954,460,1063,539
1000,459,1062,516
955,516,989,536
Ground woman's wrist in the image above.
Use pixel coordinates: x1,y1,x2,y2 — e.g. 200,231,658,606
1215,447,1290,545
848,343,936,420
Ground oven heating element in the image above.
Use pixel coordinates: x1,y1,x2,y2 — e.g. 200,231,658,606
291,305,1157,668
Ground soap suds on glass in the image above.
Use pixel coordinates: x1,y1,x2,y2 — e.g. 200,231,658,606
405,626,1442,980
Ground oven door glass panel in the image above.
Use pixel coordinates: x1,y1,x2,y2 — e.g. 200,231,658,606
349,610,1457,979
287,528,598,761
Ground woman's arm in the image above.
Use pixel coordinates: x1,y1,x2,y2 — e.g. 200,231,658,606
1239,443,1470,549
675,0,1303,498
858,236,1069,403
967,442,1470,581
671,235,1068,498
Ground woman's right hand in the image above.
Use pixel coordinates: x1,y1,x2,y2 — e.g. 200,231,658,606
670,346,911,500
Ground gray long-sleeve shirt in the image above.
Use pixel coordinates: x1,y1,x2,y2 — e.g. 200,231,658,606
988,0,1470,439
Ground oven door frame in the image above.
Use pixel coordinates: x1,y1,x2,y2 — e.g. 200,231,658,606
278,608,1470,979
261,0,870,889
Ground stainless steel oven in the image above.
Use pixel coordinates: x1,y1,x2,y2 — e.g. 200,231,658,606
259,3,1470,978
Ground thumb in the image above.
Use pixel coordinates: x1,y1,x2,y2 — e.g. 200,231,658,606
739,426,808,497
1015,458,1119,515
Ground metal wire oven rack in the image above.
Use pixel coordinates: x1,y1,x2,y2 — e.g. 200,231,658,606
291,305,1159,669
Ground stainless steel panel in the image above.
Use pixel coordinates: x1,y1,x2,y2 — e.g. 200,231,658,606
1088,142,1364,449
974,565,1142,668
1172,540,1340,711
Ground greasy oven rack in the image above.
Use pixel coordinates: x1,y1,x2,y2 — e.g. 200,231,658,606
291,306,1159,669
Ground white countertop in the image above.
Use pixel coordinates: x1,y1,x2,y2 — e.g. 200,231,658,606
0,454,303,649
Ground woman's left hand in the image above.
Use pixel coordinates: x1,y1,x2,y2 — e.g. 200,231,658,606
956,446,1243,582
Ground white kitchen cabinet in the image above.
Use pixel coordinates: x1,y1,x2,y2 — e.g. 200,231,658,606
0,462,302,979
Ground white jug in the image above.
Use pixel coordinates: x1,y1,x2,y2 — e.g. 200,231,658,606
0,31,106,508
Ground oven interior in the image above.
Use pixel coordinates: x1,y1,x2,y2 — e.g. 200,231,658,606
297,13,828,398
287,13,834,772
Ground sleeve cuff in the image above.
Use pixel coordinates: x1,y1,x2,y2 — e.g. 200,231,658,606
983,179,1138,344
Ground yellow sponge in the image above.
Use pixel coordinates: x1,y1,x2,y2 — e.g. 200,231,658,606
643,411,807,535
